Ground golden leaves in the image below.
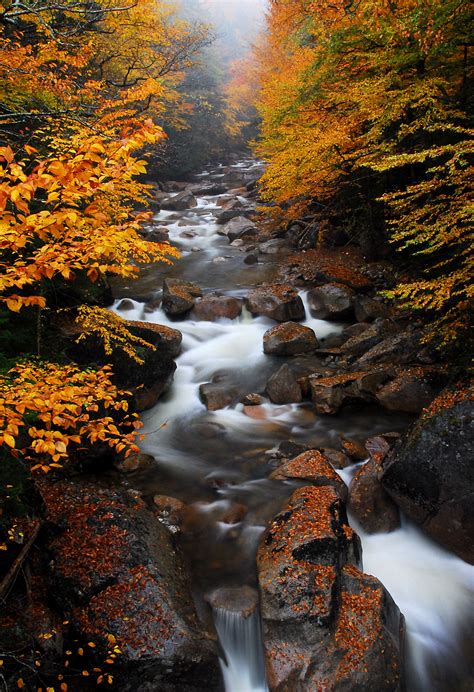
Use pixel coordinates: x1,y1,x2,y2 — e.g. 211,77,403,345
0,362,142,472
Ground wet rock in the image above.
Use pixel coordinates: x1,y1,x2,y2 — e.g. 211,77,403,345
269,450,347,500
117,298,136,312
266,364,302,404
341,437,368,461
376,366,444,413
189,183,228,196
162,278,202,316
365,434,399,464
241,393,266,406
349,459,401,533
354,295,392,322
115,452,155,474
153,495,186,533
193,295,242,322
273,440,310,461
382,386,474,563
307,283,355,321
221,502,248,525
320,447,352,469
147,227,170,243
127,321,183,358
199,383,239,411
215,199,255,225
244,253,258,265
263,322,319,356
69,320,177,412
247,284,305,322
258,239,290,255
160,190,198,211
308,371,370,415
219,216,257,242
206,586,259,619
309,367,395,415
341,320,399,358
190,421,226,439
161,180,189,192
356,330,422,367
39,480,220,689
342,322,371,339
257,486,404,691
216,195,233,207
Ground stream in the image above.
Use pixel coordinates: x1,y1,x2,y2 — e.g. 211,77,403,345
112,159,474,692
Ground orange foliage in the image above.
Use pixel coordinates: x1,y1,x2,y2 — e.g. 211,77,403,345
253,0,473,348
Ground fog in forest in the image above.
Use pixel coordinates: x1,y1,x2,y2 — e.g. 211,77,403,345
183,0,267,61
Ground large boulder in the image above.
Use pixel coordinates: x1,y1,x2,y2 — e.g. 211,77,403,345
189,183,228,196
193,296,242,322
376,366,443,413
258,239,290,255
341,321,399,358
247,284,305,322
160,190,198,211
266,364,302,404
354,295,392,323
307,283,355,321
199,382,239,411
127,321,183,358
258,486,405,691
215,199,255,225
162,279,202,316
355,330,422,367
219,216,258,242
68,320,178,412
269,450,347,501
39,480,220,690
309,368,393,415
349,459,400,534
263,322,319,356
147,227,170,243
381,387,474,563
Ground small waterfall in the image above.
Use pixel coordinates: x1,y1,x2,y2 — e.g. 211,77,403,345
214,606,268,692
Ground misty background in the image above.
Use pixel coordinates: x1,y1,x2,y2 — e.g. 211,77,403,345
156,0,267,177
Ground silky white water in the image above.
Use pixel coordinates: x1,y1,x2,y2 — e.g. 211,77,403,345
114,159,474,691
214,608,268,692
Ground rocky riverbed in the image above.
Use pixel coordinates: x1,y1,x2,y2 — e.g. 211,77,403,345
20,158,473,691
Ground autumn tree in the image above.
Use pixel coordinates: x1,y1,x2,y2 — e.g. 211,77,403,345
0,2,208,482
254,0,473,351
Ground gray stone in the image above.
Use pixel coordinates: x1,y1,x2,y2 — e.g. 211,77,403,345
247,284,305,322
266,364,302,404
263,322,319,356
382,387,474,563
307,283,355,320
199,383,239,411
160,190,198,211
193,296,242,322
349,459,401,533
162,278,202,316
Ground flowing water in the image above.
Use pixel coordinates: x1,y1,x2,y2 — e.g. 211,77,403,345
113,159,474,691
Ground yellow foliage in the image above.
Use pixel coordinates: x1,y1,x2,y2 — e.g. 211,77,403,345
0,361,141,472
75,306,156,365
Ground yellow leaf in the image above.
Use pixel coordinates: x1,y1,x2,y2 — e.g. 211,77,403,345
4,434,15,448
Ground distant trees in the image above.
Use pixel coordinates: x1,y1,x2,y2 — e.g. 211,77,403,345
254,0,473,351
